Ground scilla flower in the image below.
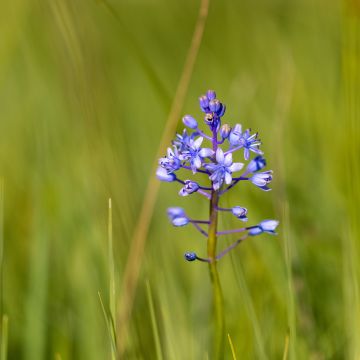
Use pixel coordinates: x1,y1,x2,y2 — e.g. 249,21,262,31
250,171,273,191
157,90,278,262
159,147,181,173
179,180,200,196
205,149,243,190
180,137,214,173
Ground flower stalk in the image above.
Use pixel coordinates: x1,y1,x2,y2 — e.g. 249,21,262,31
207,189,225,359
157,90,279,359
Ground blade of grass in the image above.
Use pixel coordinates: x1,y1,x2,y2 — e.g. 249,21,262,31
342,2,360,358
1,315,8,360
115,0,210,355
0,178,4,320
108,198,116,360
97,0,171,107
282,330,290,360
283,202,296,360
227,333,237,360
146,281,163,360
230,257,267,360
98,291,117,357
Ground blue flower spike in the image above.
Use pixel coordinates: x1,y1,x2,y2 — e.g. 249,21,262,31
157,90,279,262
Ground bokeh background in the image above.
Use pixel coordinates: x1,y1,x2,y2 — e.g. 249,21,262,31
0,0,359,359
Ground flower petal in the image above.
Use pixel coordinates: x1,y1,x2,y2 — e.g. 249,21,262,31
261,220,279,232
204,163,218,173
229,162,244,173
178,188,189,197
224,153,233,166
225,172,232,184
192,155,202,169
199,148,214,158
172,217,189,227
244,148,250,160
167,207,185,219
193,137,203,149
156,167,175,182
216,148,224,163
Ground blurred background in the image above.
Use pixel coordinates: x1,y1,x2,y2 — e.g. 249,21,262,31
0,0,359,358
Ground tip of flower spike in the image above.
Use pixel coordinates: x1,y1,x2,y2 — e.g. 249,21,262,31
184,252,197,261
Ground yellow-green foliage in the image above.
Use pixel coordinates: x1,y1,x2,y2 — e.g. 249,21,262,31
0,0,358,359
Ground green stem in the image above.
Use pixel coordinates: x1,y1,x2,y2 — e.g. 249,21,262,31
207,189,225,359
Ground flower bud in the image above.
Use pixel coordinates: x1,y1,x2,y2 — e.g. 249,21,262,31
206,90,216,100
220,124,231,139
179,180,200,196
247,155,266,173
184,252,197,261
182,115,198,129
156,167,175,182
199,95,209,112
209,99,221,112
231,206,248,221
250,171,273,191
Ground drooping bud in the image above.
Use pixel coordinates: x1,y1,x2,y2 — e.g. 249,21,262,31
250,171,273,191
247,155,266,173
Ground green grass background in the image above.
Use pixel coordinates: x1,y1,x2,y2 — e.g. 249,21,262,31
0,0,359,358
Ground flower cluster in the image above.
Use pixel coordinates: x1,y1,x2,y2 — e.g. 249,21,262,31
157,90,279,262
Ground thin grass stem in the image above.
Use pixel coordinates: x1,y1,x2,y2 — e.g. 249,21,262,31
227,333,237,360
1,315,8,360
146,281,164,360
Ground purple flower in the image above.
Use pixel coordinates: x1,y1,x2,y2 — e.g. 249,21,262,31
205,148,243,190
159,147,181,173
182,115,198,129
156,167,176,182
231,206,248,221
180,137,214,173
247,155,266,173
228,124,243,145
241,130,263,160
250,171,273,191
179,180,200,196
248,220,279,236
167,207,189,227
173,129,197,152
229,125,263,160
